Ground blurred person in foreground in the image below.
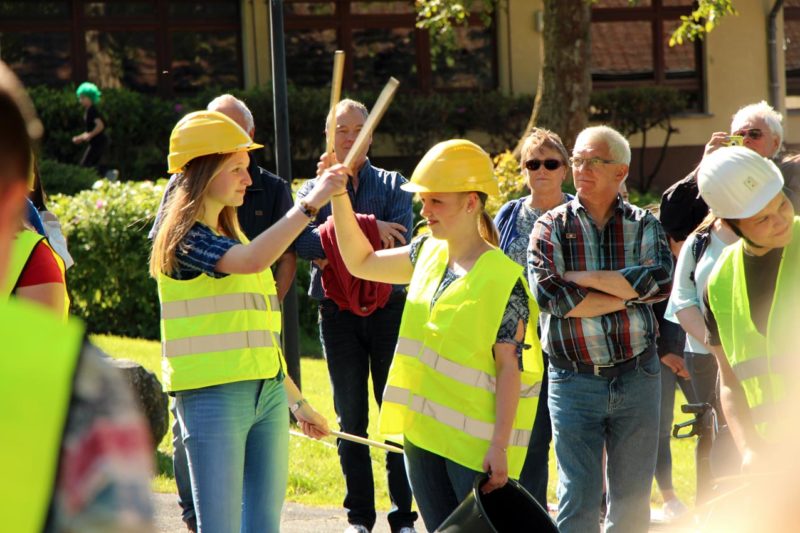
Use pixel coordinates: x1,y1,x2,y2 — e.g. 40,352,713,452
0,61,154,533
690,147,800,532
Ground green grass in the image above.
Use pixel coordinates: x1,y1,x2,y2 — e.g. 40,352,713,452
92,333,699,509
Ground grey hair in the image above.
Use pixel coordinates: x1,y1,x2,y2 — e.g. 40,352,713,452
207,94,255,133
325,98,368,131
575,125,631,165
731,100,784,152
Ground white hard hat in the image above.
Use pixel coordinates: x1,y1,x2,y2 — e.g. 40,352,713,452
697,146,784,219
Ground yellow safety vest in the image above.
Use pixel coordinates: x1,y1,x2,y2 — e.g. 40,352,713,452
378,237,543,477
157,265,284,392
707,217,800,433
3,229,69,320
0,298,84,532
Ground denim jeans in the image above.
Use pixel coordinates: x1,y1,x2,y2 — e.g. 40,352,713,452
655,360,696,493
175,378,289,533
403,438,480,532
319,294,417,532
549,345,660,533
518,350,552,507
171,397,196,529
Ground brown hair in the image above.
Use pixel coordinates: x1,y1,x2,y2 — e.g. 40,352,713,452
0,62,40,185
149,153,243,277
475,192,499,246
520,127,570,168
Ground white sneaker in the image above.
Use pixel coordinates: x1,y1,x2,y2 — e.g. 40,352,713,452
662,497,689,521
397,528,417,533
344,526,370,533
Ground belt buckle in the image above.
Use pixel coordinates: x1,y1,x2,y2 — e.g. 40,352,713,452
593,363,615,377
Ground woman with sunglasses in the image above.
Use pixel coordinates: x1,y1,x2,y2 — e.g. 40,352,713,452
493,127,572,507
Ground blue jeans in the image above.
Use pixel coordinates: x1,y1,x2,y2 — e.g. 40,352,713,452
175,378,289,533
549,346,660,533
171,397,196,528
319,294,417,532
655,360,696,493
518,350,552,507
403,438,480,532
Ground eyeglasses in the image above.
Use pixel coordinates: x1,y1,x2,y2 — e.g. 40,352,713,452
568,156,622,169
524,158,563,171
733,128,764,140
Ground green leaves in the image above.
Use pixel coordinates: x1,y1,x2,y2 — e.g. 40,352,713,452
669,0,738,47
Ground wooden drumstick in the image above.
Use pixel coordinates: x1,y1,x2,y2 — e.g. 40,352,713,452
326,50,346,157
342,77,400,173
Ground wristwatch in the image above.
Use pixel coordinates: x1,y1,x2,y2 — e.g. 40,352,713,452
297,200,318,219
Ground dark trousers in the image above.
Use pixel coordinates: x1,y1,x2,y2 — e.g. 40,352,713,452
518,349,551,507
319,293,417,532
80,137,107,171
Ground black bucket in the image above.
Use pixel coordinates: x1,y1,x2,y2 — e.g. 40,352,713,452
436,474,559,532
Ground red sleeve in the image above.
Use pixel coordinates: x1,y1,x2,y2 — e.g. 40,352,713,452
16,241,64,288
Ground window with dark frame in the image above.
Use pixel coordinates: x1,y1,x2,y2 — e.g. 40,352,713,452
591,0,705,112
0,0,242,97
283,0,497,93
785,1,800,96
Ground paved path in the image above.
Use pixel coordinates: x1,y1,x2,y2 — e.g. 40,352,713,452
154,492,686,532
153,492,428,533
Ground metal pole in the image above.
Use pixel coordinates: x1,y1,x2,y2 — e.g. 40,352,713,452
269,0,302,390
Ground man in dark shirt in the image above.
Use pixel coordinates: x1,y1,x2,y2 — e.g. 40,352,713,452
150,94,295,533
661,101,800,251
295,99,417,533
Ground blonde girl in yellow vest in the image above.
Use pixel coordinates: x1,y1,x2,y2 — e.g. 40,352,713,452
150,110,345,533
325,139,543,531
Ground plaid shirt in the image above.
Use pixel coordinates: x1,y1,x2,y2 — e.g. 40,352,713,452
528,195,673,365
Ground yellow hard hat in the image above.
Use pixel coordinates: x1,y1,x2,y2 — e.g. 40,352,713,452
402,139,498,195
167,110,263,174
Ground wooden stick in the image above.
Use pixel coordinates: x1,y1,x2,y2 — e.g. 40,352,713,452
330,429,404,454
342,77,400,173
326,50,346,157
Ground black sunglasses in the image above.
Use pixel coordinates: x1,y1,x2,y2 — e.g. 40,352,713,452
524,158,563,171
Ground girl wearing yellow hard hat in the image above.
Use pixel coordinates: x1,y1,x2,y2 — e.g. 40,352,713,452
150,110,345,532
325,139,544,531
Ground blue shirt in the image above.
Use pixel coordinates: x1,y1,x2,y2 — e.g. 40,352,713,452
295,159,414,300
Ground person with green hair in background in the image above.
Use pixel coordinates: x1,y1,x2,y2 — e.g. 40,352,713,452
71,81,108,171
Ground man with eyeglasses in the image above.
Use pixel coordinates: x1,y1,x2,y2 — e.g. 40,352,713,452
529,125,673,533
661,100,797,252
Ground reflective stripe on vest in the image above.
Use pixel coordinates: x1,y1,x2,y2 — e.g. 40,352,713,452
396,337,541,398
707,217,800,435
163,330,275,358
158,267,284,392
161,292,270,319
378,237,543,477
0,298,84,532
384,385,533,447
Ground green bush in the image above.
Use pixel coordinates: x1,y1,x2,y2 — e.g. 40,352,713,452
29,85,536,183
50,179,164,339
38,159,100,196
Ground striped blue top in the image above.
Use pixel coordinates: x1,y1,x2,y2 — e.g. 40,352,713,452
295,159,414,300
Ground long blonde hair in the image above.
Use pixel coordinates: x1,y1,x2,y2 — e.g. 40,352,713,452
149,152,243,278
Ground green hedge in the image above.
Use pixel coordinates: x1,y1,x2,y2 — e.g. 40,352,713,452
38,158,101,196
29,84,534,182
50,179,163,339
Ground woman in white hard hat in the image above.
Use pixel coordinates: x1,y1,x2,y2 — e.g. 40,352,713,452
323,139,543,531
150,110,344,532
698,146,798,474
